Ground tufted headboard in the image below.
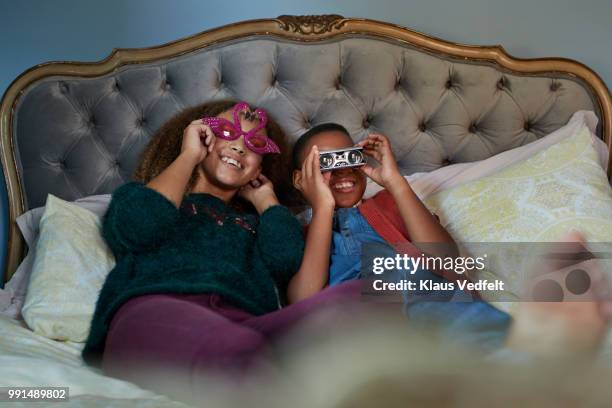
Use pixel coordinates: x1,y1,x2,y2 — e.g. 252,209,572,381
1,15,611,283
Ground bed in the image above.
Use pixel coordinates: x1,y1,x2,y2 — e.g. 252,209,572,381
1,15,611,406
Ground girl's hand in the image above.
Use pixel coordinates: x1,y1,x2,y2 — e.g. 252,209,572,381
180,119,215,165
295,146,335,211
357,133,403,189
239,174,279,214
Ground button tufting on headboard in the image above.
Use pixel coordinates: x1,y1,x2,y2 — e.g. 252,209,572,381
8,37,606,211
58,81,69,94
2,16,610,285
363,116,371,129
497,77,506,90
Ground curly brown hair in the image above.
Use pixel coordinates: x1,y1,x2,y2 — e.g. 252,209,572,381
133,99,293,207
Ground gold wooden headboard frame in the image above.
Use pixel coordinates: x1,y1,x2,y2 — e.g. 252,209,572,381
1,15,611,283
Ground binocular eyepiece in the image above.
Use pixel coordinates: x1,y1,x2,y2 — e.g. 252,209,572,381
319,147,365,172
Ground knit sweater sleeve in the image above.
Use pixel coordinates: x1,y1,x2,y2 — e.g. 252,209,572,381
102,182,180,255
255,205,304,287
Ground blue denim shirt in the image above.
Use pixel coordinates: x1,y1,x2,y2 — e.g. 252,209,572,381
330,207,450,292
329,207,388,285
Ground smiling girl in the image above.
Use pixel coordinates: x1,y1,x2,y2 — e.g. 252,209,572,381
80,101,336,400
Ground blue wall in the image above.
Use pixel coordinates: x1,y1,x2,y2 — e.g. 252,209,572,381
2,0,611,96
0,0,611,283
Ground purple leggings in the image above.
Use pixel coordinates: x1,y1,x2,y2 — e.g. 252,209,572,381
102,281,365,400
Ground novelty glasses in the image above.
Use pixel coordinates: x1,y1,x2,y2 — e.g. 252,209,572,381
201,102,280,154
319,146,365,172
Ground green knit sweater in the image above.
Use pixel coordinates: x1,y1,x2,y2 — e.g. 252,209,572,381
82,182,304,366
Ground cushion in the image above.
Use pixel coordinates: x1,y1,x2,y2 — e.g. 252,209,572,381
0,195,110,320
364,111,609,200
298,110,608,225
21,195,115,341
423,122,612,299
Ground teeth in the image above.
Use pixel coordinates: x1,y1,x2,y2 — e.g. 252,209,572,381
221,156,242,169
334,181,355,189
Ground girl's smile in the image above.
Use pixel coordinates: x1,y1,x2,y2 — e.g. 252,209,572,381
198,110,264,191
219,152,244,170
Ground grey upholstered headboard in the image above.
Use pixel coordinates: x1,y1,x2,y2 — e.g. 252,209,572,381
2,15,611,282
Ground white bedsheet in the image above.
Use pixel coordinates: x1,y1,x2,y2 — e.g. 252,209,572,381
0,315,187,407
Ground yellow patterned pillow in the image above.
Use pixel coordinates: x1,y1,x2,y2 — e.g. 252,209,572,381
423,125,612,299
22,195,115,342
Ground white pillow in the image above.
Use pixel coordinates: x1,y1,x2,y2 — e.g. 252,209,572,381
295,111,608,225
21,195,115,341
0,195,110,320
423,123,612,303
364,110,609,200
